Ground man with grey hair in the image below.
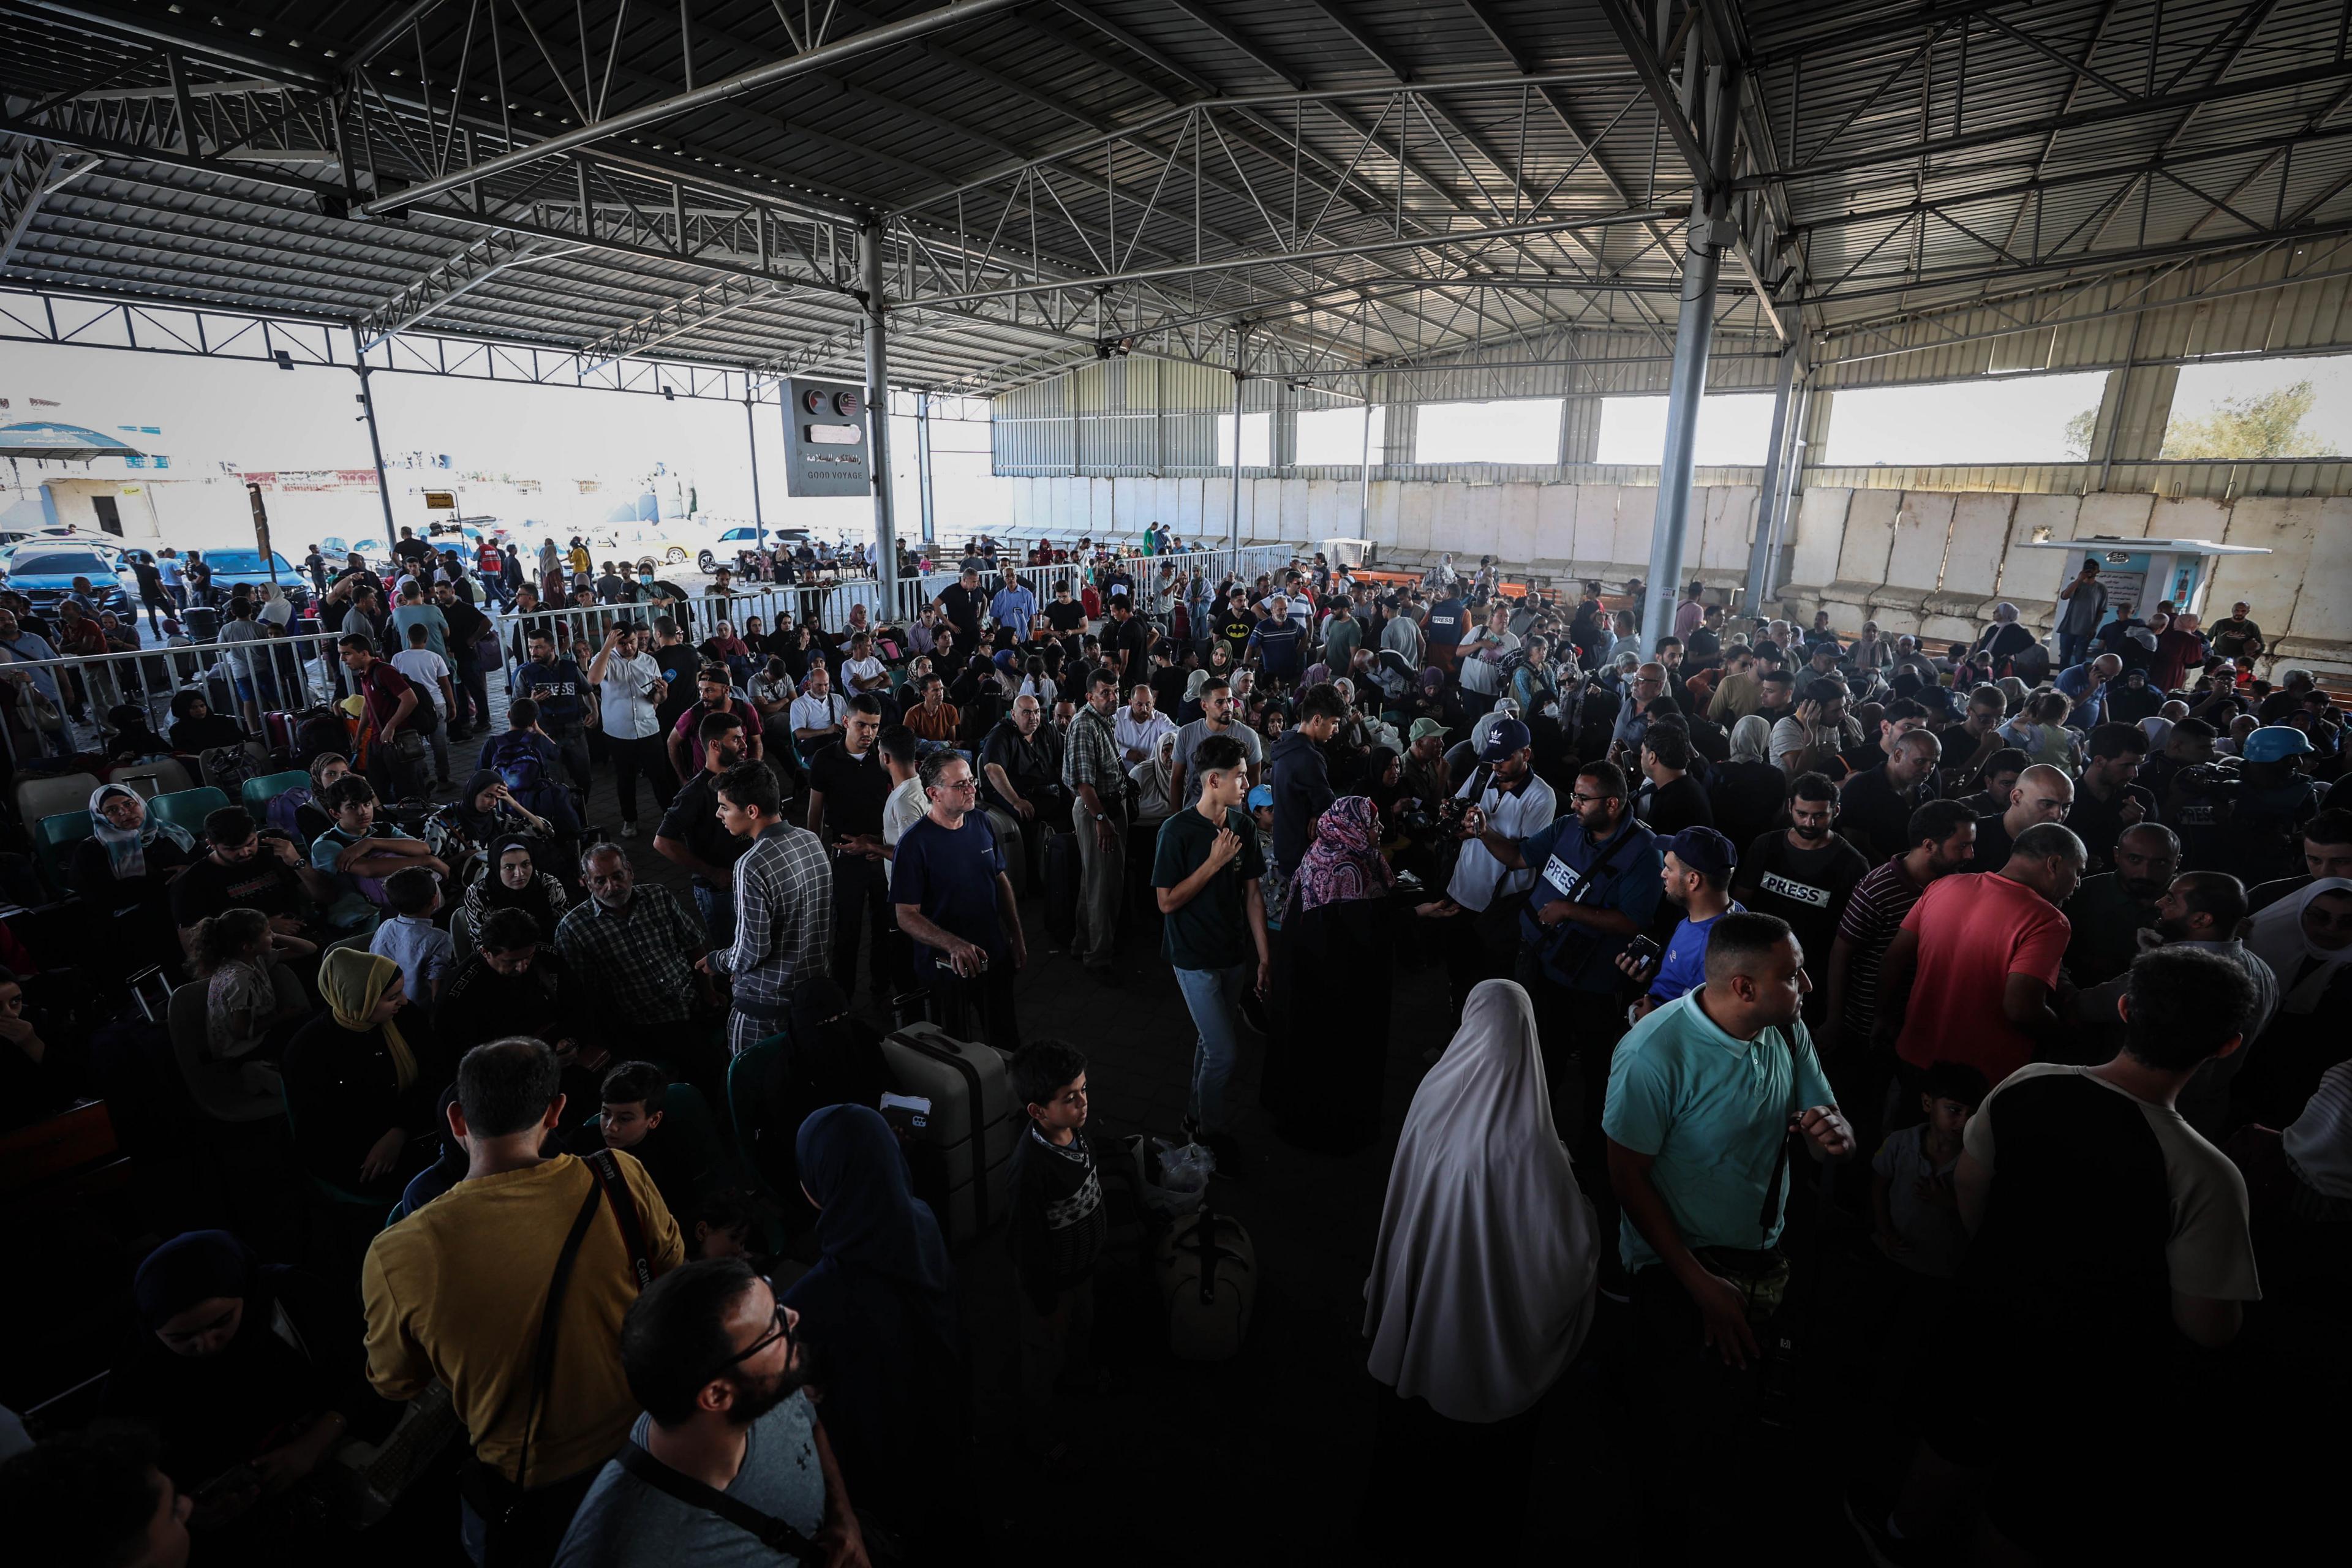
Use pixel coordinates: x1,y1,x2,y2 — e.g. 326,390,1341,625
1876,821,2084,1093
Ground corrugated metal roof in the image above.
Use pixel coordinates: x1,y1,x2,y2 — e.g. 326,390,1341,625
5,1,2352,397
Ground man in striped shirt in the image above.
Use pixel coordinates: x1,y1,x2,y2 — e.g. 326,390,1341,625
1062,668,1128,981
1819,799,1979,1068
700,760,833,1057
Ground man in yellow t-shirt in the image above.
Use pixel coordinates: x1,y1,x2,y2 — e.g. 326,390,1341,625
363,1036,682,1561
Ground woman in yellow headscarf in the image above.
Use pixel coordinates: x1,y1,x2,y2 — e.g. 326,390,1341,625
281,949,437,1196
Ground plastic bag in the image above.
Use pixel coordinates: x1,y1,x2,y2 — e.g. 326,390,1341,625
1135,1136,1215,1219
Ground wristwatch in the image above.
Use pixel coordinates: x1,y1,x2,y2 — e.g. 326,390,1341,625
1090,810,1107,822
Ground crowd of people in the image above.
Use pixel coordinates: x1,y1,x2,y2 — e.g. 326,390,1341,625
4,532,2346,1565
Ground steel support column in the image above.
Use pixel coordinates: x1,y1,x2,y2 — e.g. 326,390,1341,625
1227,351,1246,550
1747,334,1806,613
350,328,398,540
1645,64,1738,656
916,393,938,546
1357,380,1374,538
745,391,766,547
859,221,901,617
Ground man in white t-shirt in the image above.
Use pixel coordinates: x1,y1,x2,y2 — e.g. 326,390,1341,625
586,622,672,836
1860,944,2261,1562
790,665,850,755
840,631,891,705
1113,682,1176,766
878,726,927,893
1415,718,1556,1011
390,620,456,788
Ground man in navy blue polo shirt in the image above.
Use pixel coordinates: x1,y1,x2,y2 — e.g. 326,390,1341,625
1467,758,1663,1139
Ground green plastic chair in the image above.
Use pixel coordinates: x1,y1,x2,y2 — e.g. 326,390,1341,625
724,1032,793,1203
32,811,96,899
149,786,232,842
241,770,311,816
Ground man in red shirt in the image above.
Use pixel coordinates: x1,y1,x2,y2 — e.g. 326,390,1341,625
1874,821,2084,1096
338,631,420,798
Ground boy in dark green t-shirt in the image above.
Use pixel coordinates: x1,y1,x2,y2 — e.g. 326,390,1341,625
1151,731,1269,1161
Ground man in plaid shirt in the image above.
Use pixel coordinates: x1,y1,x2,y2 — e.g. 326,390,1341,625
700,760,834,1055
557,843,707,1035
1062,668,1128,981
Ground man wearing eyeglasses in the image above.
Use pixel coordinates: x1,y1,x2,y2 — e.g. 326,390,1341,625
894,752,1027,1050
554,1257,868,1567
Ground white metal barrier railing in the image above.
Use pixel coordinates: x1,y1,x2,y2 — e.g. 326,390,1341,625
0,546,1308,772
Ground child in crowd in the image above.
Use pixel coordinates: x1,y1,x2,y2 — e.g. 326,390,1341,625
1006,1038,1108,1435
391,620,456,787
1870,1060,1989,1278
368,865,454,1011
1249,783,1286,933
576,1059,696,1221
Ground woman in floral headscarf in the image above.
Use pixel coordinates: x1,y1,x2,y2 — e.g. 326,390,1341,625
1264,796,1398,1152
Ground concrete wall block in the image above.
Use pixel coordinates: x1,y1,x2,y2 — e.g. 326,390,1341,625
1090,477,1116,529
1834,488,1901,584
1699,485,1758,572
2148,496,2231,546
1175,478,1207,533
1943,494,2016,597
2291,497,2352,644
1574,484,1621,562
1611,486,1657,573
1399,483,1437,552
1885,491,1958,591
1535,484,1579,562
1999,494,2084,607
2076,491,2156,541
1366,481,1401,547
1111,477,1144,532
2212,497,2321,641
1305,479,1344,540
1787,488,1852,590
1496,484,1540,568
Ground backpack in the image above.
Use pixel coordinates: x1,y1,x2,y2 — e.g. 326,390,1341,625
486,731,553,801
401,673,440,736
265,786,314,840
198,744,260,793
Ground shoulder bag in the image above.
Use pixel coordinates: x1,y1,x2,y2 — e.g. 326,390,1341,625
614,1441,823,1561
458,1150,651,1536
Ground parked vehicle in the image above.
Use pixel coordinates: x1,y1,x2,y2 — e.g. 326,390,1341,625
196,548,312,611
0,543,134,617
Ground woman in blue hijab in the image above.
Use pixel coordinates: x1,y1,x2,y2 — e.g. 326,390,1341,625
780,1104,972,1553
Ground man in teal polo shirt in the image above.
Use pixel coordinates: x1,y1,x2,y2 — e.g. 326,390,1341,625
1603,909,1855,1559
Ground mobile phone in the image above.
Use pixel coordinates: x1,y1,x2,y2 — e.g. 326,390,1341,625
1623,935,1661,968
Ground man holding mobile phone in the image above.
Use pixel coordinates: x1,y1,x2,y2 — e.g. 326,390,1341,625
893,752,1026,1050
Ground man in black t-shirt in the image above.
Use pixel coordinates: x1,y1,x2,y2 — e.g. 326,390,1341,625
654,710,758,945
1105,597,1152,692
433,579,494,740
391,527,433,570
1730,772,1869,1027
1838,729,1943,863
1634,726,1714,835
170,806,335,941
1043,580,1088,652
649,617,700,764
1215,591,1256,667
936,567,986,648
807,695,895,1003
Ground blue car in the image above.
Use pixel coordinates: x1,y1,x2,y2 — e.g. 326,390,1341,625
1,543,132,617
198,549,312,611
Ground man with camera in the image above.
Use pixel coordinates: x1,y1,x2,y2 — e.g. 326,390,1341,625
1414,718,1556,1012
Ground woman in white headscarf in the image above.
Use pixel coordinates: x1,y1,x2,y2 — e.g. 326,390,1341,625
2234,878,2352,1128
1361,979,1597,1556
1972,600,2038,668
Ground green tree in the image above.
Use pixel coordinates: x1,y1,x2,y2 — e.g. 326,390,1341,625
2062,406,2098,460
2160,379,2342,459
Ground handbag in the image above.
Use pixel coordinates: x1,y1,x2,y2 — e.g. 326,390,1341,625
613,1442,823,1560
458,1151,651,1537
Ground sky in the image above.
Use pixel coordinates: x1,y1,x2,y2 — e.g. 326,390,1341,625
0,337,1005,547
1594,393,1778,466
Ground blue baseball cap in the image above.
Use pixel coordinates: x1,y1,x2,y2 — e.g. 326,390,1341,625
1246,784,1273,809
1664,825,1738,881
1479,717,1532,761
